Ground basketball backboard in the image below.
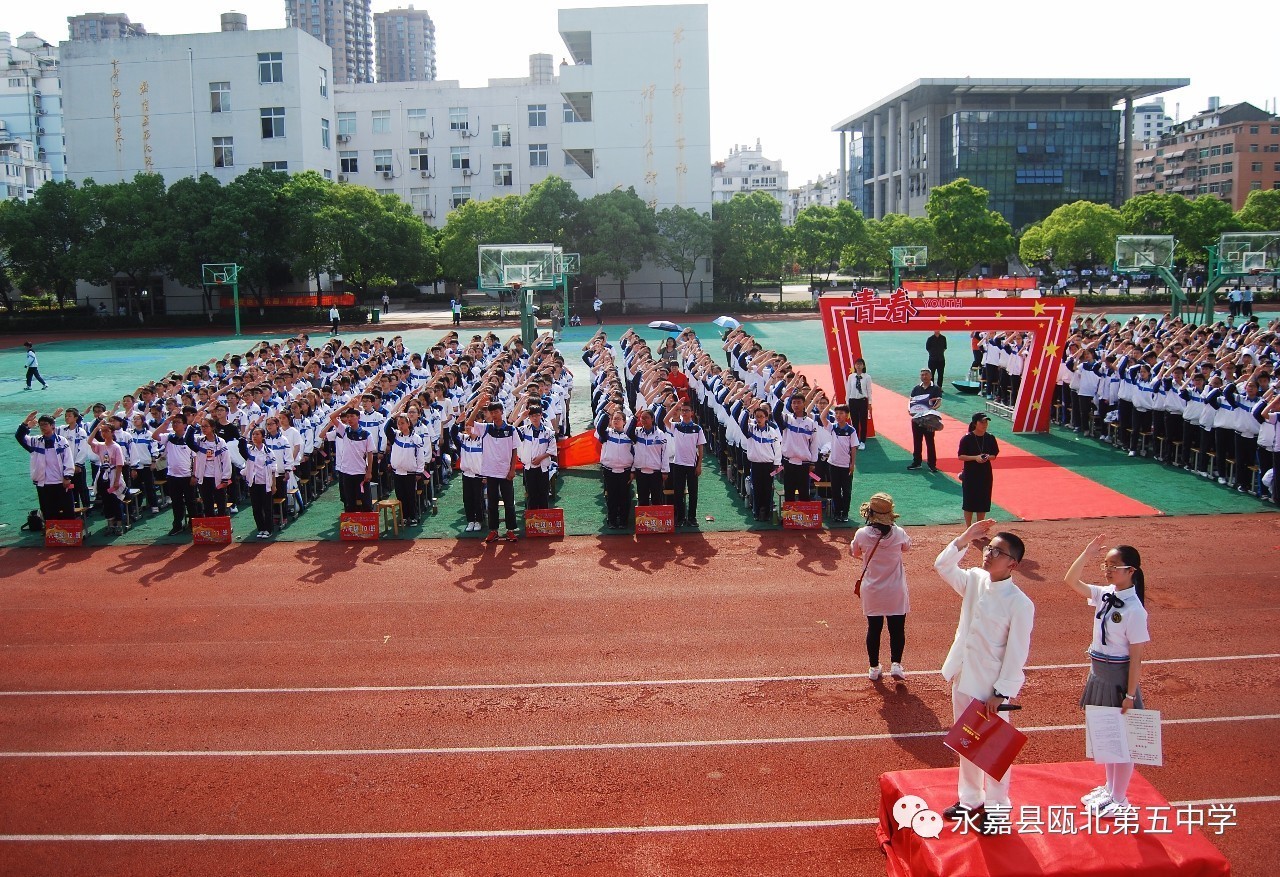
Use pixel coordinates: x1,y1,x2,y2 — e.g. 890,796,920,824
478,244,558,290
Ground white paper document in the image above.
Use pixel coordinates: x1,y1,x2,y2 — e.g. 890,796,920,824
1085,707,1163,766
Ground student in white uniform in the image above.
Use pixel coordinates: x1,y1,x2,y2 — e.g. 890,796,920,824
934,518,1035,830
16,412,75,523
388,413,429,525
324,404,374,512
470,400,519,543
596,407,635,529
239,427,281,539
514,401,557,511
1064,535,1150,819
739,403,783,522
845,359,871,450
665,402,706,527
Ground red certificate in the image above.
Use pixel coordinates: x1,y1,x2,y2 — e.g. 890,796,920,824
943,699,1028,782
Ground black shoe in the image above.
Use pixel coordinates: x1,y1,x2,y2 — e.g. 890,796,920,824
167,524,184,536
906,463,922,471
928,464,938,473
942,802,984,821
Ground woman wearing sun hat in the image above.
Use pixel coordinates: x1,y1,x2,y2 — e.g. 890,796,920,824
850,492,912,681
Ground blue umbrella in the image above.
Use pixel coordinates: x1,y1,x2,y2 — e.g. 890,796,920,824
713,316,741,330
648,320,682,333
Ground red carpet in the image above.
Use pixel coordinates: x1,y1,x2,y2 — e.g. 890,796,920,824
794,366,1160,521
878,762,1231,877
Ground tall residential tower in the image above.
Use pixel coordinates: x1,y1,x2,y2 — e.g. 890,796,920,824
374,6,437,83
285,0,373,84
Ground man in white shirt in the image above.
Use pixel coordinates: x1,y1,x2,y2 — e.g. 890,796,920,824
324,404,373,512
23,342,48,390
665,402,706,527
934,518,1035,829
470,400,519,543
907,369,943,472
329,305,341,337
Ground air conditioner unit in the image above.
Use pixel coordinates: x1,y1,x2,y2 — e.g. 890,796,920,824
37,127,45,136
382,171,392,179
337,173,348,182
421,209,434,219
462,167,474,176
418,131,429,140
336,133,349,143
419,170,429,178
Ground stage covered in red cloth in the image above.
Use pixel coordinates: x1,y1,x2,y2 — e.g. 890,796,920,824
877,762,1231,877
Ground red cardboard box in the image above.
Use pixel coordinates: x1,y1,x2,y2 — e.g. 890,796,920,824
525,508,565,538
781,500,823,529
942,698,1028,782
634,504,675,535
191,516,233,545
339,511,380,541
44,519,84,548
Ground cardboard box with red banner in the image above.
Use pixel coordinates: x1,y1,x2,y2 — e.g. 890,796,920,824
524,508,564,538
942,698,1028,781
634,504,675,535
781,500,823,530
44,519,84,548
339,511,380,541
191,516,233,545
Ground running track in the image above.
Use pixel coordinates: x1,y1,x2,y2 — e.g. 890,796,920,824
1,516,1277,875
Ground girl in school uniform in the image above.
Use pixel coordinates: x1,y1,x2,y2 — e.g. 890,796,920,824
238,427,280,539
849,492,912,681
88,419,128,534
1064,535,1151,819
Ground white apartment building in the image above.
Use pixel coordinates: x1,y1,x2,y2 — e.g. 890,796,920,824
784,171,839,225
712,139,788,209
61,26,335,185
1131,97,1173,148
0,31,61,196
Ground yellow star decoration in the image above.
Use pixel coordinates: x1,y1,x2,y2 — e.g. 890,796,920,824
995,311,1004,319
1032,367,1041,376
964,320,972,327
1032,301,1046,316
1043,342,1060,357
1031,401,1042,411
938,314,948,324
831,326,839,335
1038,322,1047,329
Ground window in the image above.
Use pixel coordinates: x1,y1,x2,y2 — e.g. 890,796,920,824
492,123,511,147
409,187,430,211
337,112,356,137
260,107,286,139
319,68,327,97
528,104,547,127
320,118,330,149
1250,126,1260,134
375,189,393,197
323,169,332,180
1269,145,1280,153
340,151,358,174
1251,181,1263,190
451,146,470,170
7,78,22,88
410,149,429,172
1274,162,1280,172
1223,144,1234,155
1210,146,1221,156
451,186,471,208
1198,148,1210,159
529,143,548,167
407,108,428,132
493,163,513,186
1250,144,1260,152
373,149,392,174
1273,126,1280,135
1223,162,1233,173
565,151,576,167
1197,184,1209,194
209,81,230,113
1252,162,1263,172
563,102,579,123
372,110,390,134
1209,164,1221,175
212,136,233,168
449,106,469,131
262,161,288,172
258,52,283,84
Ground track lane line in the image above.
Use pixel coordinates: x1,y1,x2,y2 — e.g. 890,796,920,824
3,713,1277,758
2,653,1276,698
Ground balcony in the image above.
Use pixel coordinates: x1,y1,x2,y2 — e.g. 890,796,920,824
560,30,592,65
562,91,593,122
558,62,592,95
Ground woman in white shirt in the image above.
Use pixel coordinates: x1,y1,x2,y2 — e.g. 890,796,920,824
1064,535,1151,819
850,493,912,681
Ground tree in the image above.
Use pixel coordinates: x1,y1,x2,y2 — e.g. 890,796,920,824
847,213,932,277
1120,192,1188,236
1178,196,1241,264
162,173,231,302
1236,189,1280,232
329,186,437,295
219,168,295,310
788,204,842,284
518,175,581,246
655,205,711,301
282,171,340,303
712,191,784,300
1018,200,1124,270
436,195,521,284
0,180,92,308
925,179,1014,289
575,187,657,301
78,173,172,317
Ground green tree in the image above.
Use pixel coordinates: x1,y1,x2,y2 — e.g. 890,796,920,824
789,204,843,284
712,191,784,299
1236,189,1280,232
0,179,92,308
330,186,437,295
1018,200,1124,269
161,173,230,299
1178,196,1241,264
282,171,340,303
845,212,930,277
78,173,172,317
575,187,657,301
925,179,1013,289
219,168,295,310
655,205,711,302
1120,192,1189,236
517,175,581,246
436,195,522,284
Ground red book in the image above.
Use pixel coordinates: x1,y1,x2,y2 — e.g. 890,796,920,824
943,699,1028,782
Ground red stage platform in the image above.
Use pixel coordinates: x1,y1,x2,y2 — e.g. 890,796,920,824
877,762,1231,877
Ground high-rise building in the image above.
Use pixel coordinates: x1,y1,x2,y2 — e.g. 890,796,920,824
67,12,147,42
1129,97,1173,148
374,6,437,83
0,31,61,200
285,0,373,85
833,78,1188,229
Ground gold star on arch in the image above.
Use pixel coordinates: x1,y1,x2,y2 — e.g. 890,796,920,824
1031,401,1042,411
964,320,972,327
1032,367,1041,376
995,311,1004,319
1032,301,1046,316
938,314,949,324
1043,342,1060,358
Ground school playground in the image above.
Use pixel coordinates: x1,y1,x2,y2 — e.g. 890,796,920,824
0,319,1277,876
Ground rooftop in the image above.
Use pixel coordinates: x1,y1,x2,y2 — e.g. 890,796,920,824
832,78,1191,131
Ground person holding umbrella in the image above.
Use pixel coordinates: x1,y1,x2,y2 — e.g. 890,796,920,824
958,412,1000,526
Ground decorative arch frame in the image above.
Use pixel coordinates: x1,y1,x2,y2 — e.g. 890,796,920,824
819,292,1075,434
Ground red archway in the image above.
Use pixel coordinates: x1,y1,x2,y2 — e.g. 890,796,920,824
819,292,1074,434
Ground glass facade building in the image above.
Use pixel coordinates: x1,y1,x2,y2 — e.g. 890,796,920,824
938,109,1121,229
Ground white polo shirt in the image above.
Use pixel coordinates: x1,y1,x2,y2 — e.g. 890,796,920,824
1086,584,1150,661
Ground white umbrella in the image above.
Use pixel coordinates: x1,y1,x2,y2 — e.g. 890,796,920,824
648,320,682,333
713,316,741,330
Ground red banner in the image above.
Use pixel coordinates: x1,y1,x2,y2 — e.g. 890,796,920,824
781,501,823,530
339,512,380,541
943,699,1028,782
44,519,84,548
218,292,356,309
524,508,565,538
191,516,232,544
901,278,1037,293
634,504,675,535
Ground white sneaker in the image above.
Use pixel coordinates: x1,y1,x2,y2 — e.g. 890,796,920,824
868,665,882,681
1080,785,1109,806
1095,798,1132,819
1127,450,1136,457
890,662,906,680
857,443,866,450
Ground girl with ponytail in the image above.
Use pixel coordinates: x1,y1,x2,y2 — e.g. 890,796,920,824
1064,535,1150,820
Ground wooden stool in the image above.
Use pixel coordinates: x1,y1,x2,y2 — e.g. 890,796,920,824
272,496,288,530
297,477,312,503
377,498,403,536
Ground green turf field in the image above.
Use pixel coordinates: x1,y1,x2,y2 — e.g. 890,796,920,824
1,315,1272,547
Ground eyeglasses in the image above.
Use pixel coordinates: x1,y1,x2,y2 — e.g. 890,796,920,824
1100,563,1134,572
982,544,1015,561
